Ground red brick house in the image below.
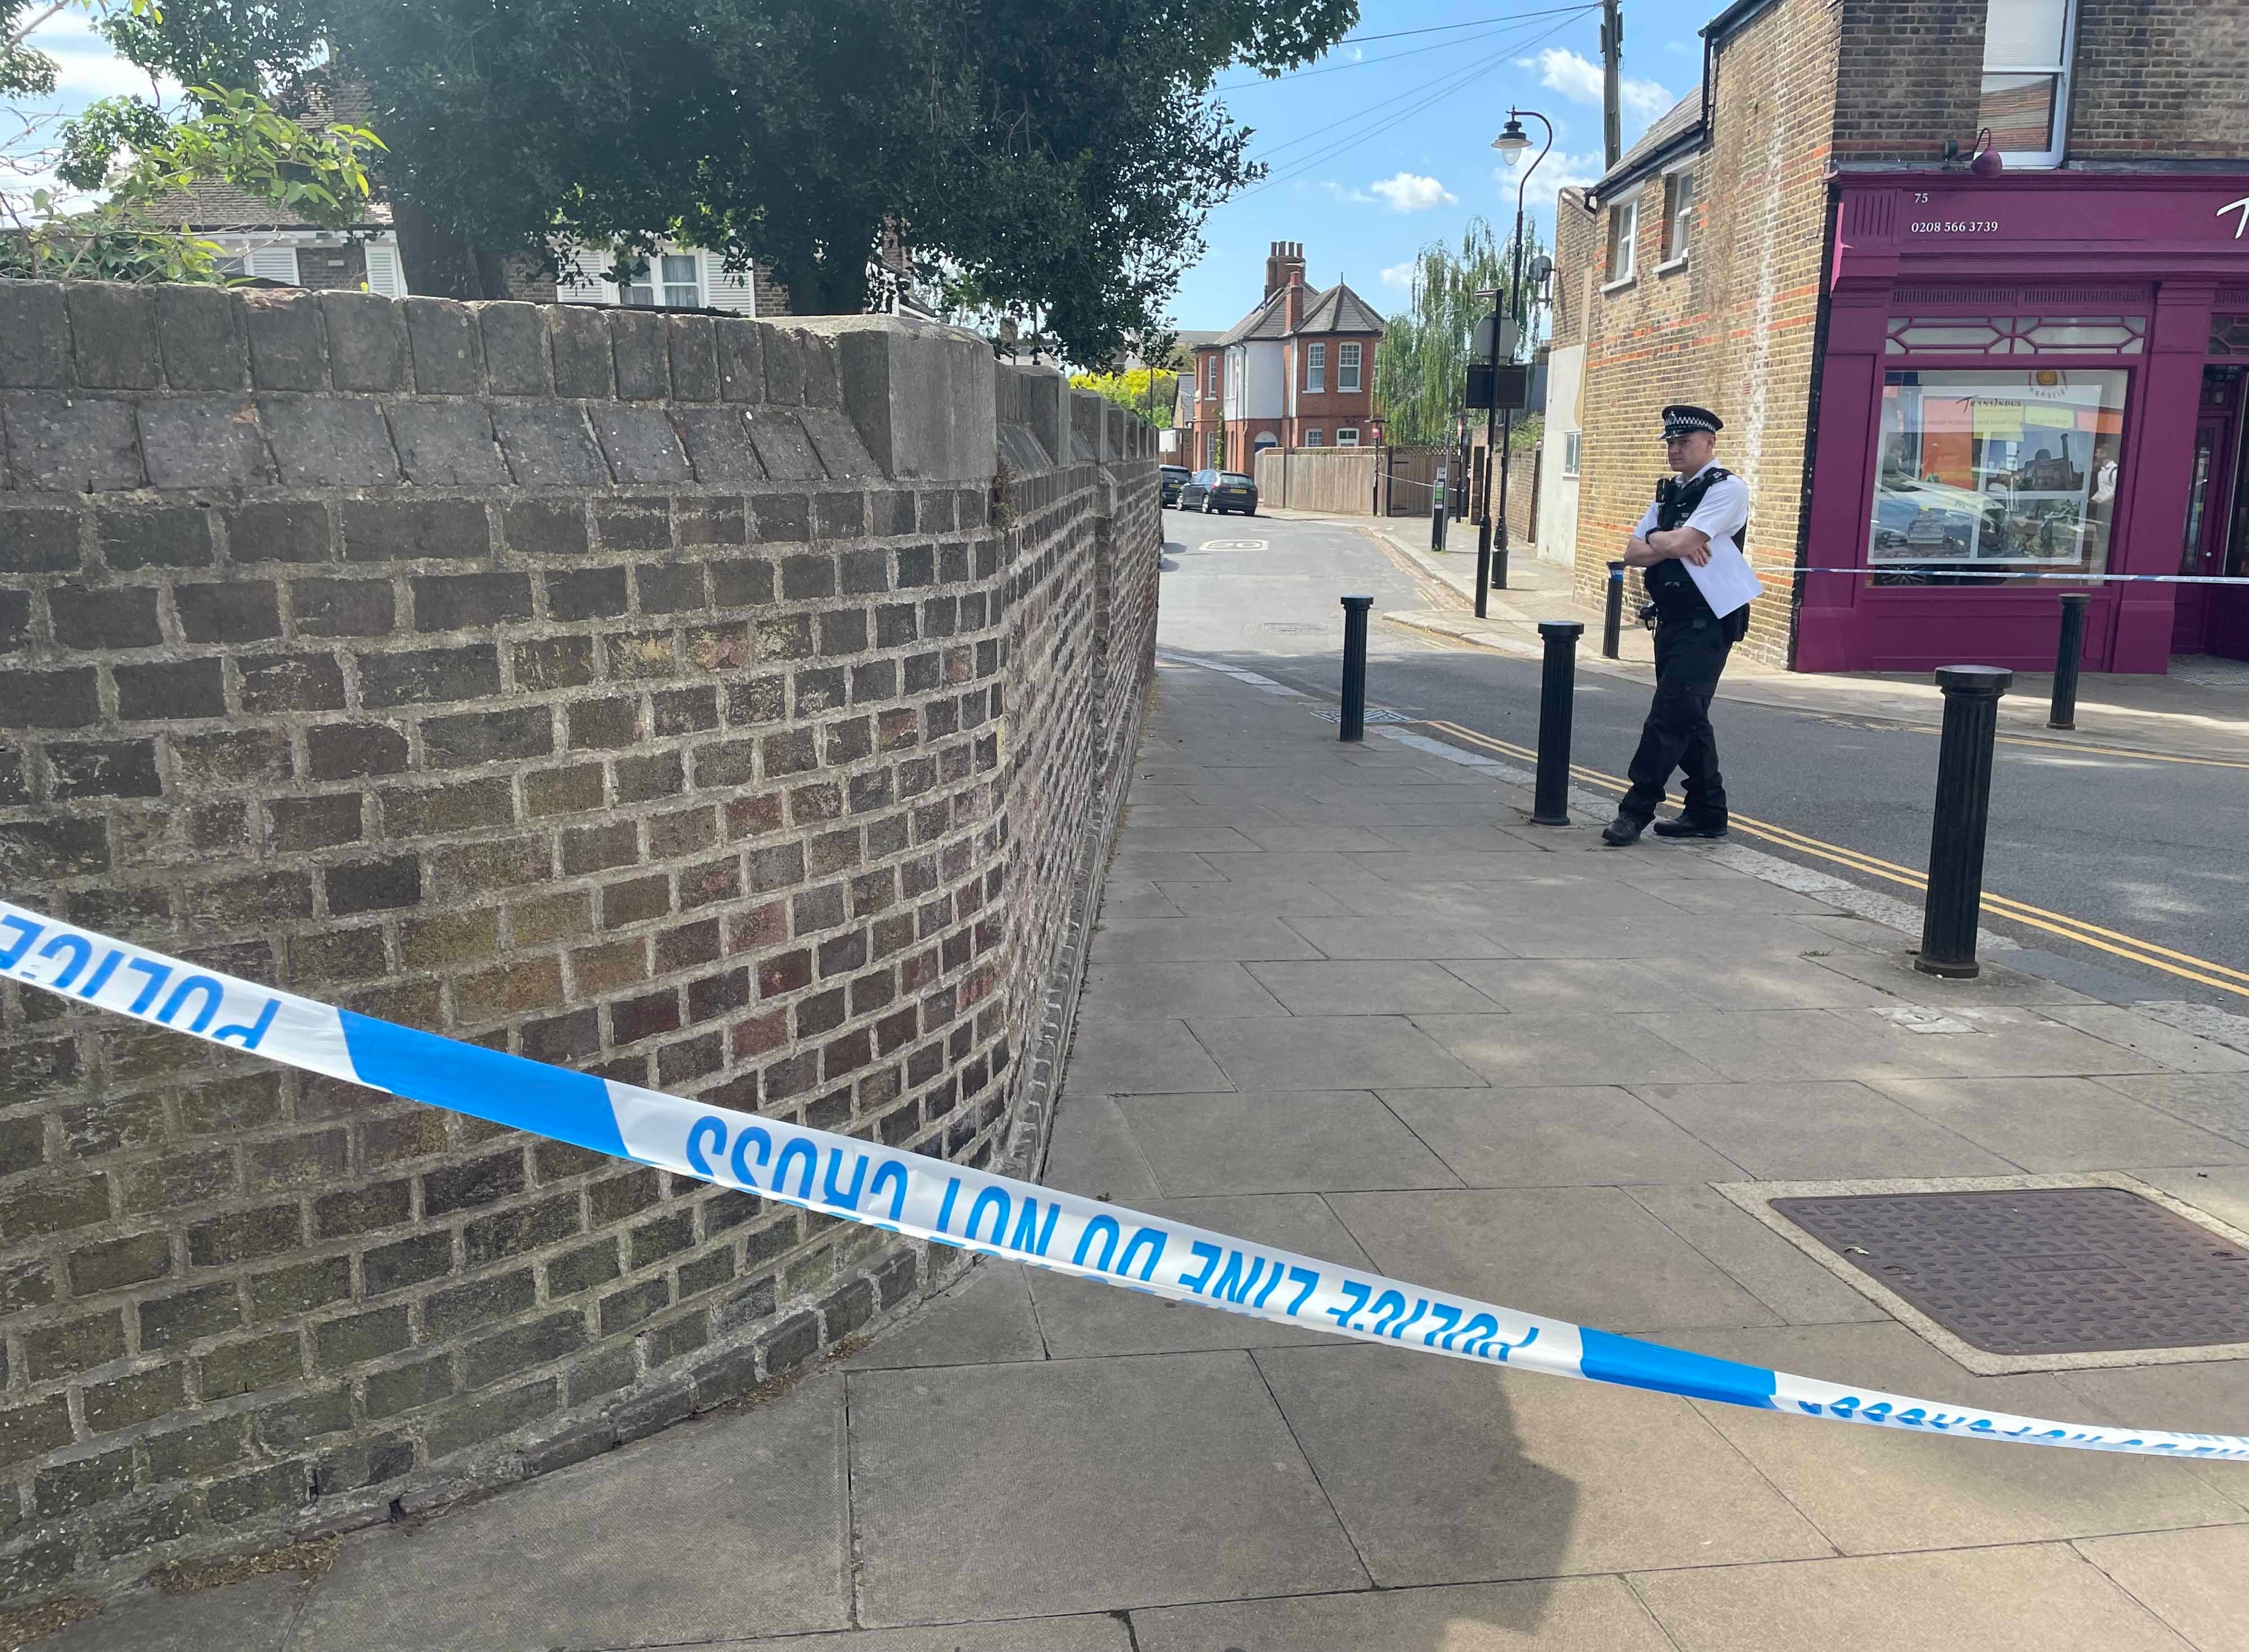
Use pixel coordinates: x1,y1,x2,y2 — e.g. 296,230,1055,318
1186,242,1385,471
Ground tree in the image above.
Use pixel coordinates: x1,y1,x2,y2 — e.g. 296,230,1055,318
1373,215,1547,450
1069,367,1178,430
71,0,1360,359
4,2,381,283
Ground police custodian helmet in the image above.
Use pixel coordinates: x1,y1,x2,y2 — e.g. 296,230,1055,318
1660,404,1723,440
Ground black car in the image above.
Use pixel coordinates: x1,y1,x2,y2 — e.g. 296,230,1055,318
1160,465,1190,506
1179,468,1258,515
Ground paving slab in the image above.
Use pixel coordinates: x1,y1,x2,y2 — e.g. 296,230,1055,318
1108,850,1230,882
1094,877,1184,918
1143,877,1349,916
292,1374,850,1650
2049,1356,2249,1463
704,1618,1132,1651
844,1262,1046,1372
1631,1080,2017,1179
1630,1544,2191,1652
1027,1193,1371,1357
1277,915,1519,958
1627,875,1849,916
1053,1016,1230,1096
1186,1015,1487,1089
1244,959,1502,1015
1412,1012,1728,1089
1327,1187,1780,1334
1115,824,1268,853
1376,1086,1745,1187
1116,1089,1461,1196
2033,1004,2249,1072
2076,1524,2249,1652
1041,1092,1160,1202
1087,917,1322,963
1628,1008,1972,1083
848,1352,1367,1624
1132,1575,1677,1651
1864,1076,2249,1170
2097,1072,2249,1147
1807,945,2103,1006
1078,958,1290,1020
1366,824,1560,852
1620,1182,1893,1324
36,1573,308,1652
2128,1164,2249,1230
707,1619,1133,1651
1252,1343,1831,1586
1668,1323,2247,1554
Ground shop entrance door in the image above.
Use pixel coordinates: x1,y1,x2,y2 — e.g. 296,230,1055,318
2171,398,2237,655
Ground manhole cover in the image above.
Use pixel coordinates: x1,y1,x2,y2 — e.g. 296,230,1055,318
1307,708,1415,725
1259,621,1327,635
1773,1187,2249,1355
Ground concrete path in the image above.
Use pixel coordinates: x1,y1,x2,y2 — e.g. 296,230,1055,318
44,656,2249,1650
1280,505,2249,766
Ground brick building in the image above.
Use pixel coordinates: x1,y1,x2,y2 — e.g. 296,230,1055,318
1183,243,1385,472
1542,0,2249,673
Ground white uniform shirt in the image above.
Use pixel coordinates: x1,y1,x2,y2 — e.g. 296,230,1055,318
1634,460,1759,618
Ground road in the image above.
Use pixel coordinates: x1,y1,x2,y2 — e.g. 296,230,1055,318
1157,503,2249,1013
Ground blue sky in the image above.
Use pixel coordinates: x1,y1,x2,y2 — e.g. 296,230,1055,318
1173,1,1705,332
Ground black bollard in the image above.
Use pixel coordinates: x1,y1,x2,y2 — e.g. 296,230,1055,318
1601,560,1626,659
1430,470,1447,552
1339,596,1374,743
1530,621,1584,826
2048,593,2088,730
1916,664,2013,978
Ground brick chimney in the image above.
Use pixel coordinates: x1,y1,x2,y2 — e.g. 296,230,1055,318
1263,240,1306,300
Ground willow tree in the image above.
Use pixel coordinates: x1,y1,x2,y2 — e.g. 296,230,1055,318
1374,215,1546,450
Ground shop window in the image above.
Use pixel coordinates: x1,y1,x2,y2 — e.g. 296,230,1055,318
1562,431,1582,477
1885,315,2144,357
1660,170,1695,265
1604,200,1637,287
1868,367,2125,586
1339,343,1362,391
1980,0,2072,168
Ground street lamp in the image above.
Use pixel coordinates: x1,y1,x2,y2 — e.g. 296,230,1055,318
1479,106,1553,596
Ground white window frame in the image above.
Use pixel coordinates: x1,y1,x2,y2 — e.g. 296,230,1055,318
1335,427,1360,446
624,250,702,309
1338,342,1361,392
1981,0,2074,168
1659,166,1695,270
1205,356,1218,397
1304,429,1325,447
1562,431,1582,477
363,240,407,297
1603,200,1638,291
1305,342,1325,393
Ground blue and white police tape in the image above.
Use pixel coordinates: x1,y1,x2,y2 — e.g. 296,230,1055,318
4,897,2245,1463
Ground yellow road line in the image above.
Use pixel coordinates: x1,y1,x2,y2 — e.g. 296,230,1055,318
1416,717,2249,1002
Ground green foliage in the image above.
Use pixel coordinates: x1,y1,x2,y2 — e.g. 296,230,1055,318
6,79,382,283
1069,368,1180,429
78,0,1360,358
1372,215,1548,450
3,0,62,95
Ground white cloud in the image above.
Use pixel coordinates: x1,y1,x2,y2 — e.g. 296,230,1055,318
1380,260,1417,290
1519,48,1673,119
1320,180,1373,204
1494,149,1604,210
1366,171,1456,212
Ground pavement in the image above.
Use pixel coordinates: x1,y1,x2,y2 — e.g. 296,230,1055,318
44,637,2249,1650
1288,506,2249,767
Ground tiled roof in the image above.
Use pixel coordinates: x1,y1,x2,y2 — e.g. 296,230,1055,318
1589,90,1703,202
1213,280,1387,346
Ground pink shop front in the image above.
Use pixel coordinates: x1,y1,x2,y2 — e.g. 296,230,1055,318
1796,173,2249,675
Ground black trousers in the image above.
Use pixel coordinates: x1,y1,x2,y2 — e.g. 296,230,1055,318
1620,615,1734,823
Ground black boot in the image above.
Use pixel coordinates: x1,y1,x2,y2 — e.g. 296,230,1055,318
1600,813,1649,847
1652,815,1728,839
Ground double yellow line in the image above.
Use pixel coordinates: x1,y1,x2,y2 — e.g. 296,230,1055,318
1419,717,2249,1003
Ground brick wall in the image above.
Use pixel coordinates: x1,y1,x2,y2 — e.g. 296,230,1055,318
0,282,1153,1601
1566,0,1840,667
1833,0,1985,164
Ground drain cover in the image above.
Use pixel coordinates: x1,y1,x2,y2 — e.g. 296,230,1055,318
1772,1187,2249,1356
1307,707,1415,725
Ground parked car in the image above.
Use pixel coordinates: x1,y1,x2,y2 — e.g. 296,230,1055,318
1160,465,1190,506
1180,469,1259,515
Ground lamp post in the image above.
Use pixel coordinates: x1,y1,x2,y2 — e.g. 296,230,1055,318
1486,107,1553,595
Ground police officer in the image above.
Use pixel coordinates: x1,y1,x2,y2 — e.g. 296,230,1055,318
1600,405,1756,847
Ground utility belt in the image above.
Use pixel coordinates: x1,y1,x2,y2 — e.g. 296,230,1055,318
1637,598,1750,643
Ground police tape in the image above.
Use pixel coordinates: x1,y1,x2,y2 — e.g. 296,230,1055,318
4,897,2245,1463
